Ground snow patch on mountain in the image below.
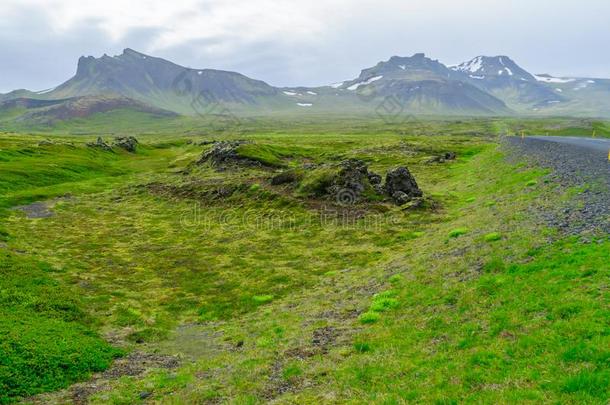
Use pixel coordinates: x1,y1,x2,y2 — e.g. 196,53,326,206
453,57,483,73
347,75,383,91
534,75,575,84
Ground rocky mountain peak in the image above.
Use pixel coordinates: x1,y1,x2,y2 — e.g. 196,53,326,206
451,56,535,81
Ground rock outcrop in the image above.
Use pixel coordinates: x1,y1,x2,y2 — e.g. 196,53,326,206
326,159,383,205
113,136,138,153
86,137,112,151
385,167,423,205
196,141,255,168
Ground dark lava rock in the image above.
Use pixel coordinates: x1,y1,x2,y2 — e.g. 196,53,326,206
327,159,371,204
367,172,384,193
271,170,301,186
195,140,218,146
196,141,254,168
385,167,423,204
139,392,152,400
323,159,423,206
302,163,318,170
368,172,382,185
113,136,139,153
86,137,112,151
392,191,411,205
445,152,457,160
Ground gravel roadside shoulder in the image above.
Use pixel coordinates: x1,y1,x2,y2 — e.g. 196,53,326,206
504,136,609,236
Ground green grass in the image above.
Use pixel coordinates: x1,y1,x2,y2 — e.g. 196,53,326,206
0,252,122,402
0,119,607,404
359,312,382,324
484,232,502,242
449,228,469,238
236,143,314,167
335,237,610,403
2,109,609,139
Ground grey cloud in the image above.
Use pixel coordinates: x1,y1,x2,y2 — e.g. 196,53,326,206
2,0,610,93
0,9,115,92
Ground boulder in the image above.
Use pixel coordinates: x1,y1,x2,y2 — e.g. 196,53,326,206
113,136,139,153
385,167,423,204
86,137,112,151
392,191,411,205
444,152,457,160
327,159,370,204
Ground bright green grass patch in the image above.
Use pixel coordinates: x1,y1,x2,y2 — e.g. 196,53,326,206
359,312,382,324
370,297,400,312
448,228,469,238
337,236,610,403
252,295,274,304
0,138,183,210
353,342,372,353
484,232,502,242
0,252,121,403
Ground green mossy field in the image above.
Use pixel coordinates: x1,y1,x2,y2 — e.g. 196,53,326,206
0,117,607,403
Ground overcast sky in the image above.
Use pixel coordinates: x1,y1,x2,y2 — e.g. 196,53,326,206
1,0,609,93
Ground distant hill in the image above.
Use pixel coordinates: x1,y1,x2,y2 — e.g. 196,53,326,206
1,49,610,122
0,95,177,126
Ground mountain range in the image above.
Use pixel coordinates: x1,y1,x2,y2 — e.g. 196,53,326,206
2,48,610,124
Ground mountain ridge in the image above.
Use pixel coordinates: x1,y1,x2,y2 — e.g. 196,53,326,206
2,49,610,120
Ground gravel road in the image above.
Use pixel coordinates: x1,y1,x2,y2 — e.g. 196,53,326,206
505,136,609,236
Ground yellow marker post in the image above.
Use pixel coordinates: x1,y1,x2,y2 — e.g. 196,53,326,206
608,149,610,161
521,130,525,139
593,130,597,138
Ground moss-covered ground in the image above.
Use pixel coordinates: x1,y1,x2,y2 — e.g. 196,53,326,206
0,120,607,403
